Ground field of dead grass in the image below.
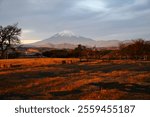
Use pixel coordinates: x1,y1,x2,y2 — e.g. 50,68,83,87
0,58,150,100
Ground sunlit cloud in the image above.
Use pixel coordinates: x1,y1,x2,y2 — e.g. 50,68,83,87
21,29,40,43
21,39,40,44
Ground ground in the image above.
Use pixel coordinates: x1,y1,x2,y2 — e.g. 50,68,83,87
0,58,150,100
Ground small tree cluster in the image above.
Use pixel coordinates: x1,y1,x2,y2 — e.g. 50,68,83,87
42,44,108,59
42,49,73,58
119,39,150,60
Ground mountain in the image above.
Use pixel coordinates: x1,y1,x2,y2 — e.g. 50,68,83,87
96,40,121,47
28,30,121,48
31,30,95,46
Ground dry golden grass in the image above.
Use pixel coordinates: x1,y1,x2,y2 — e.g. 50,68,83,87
0,58,150,100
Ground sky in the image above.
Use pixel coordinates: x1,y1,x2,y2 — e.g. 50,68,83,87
0,0,150,43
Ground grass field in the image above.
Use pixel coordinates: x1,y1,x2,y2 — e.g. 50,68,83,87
0,58,150,100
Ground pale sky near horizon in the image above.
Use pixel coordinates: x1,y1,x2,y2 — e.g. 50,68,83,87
0,0,150,43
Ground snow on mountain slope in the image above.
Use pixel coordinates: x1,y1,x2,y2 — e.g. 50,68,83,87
31,30,95,46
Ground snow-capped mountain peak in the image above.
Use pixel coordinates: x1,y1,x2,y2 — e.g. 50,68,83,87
57,30,75,37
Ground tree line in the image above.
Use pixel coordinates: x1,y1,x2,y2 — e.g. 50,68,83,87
42,45,114,59
43,40,150,60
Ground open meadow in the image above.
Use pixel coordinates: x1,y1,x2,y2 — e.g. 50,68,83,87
0,58,150,100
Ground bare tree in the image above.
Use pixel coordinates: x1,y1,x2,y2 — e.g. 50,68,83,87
119,39,150,60
0,23,21,59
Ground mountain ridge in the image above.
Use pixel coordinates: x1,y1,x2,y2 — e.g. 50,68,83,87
26,30,122,48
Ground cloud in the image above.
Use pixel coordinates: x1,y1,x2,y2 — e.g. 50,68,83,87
0,0,150,41
97,0,150,21
98,28,150,40
75,0,109,12
21,39,40,44
21,29,39,42
0,0,3,4
22,29,34,34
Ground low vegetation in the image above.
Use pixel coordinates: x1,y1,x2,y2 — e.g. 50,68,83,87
119,39,150,60
0,58,150,99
